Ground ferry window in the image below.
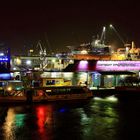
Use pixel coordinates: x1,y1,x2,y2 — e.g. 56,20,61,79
0,82,3,87
55,80,60,84
50,88,71,95
52,80,55,85
46,80,55,85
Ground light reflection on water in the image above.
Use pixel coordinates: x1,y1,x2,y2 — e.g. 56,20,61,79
80,96,119,140
0,96,135,140
3,108,16,140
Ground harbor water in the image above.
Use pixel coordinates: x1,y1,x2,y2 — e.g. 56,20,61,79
0,96,140,140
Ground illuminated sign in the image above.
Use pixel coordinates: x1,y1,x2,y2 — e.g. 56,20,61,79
96,61,140,71
78,60,88,70
0,73,11,80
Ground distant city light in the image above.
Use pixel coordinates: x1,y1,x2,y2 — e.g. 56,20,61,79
29,49,34,53
52,59,56,63
81,50,88,54
15,58,21,65
13,67,17,70
109,24,113,28
0,53,4,56
0,57,8,61
107,75,113,78
26,60,32,65
95,40,100,45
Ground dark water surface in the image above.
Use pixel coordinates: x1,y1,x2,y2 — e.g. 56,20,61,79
0,96,140,140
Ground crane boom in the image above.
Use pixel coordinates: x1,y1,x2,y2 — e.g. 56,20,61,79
100,26,106,44
110,24,125,45
37,40,43,53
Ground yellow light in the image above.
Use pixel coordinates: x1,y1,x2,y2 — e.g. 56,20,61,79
110,24,113,28
120,75,125,78
81,50,88,54
52,59,56,63
29,49,34,53
15,58,21,65
7,87,12,91
107,75,113,78
46,90,52,92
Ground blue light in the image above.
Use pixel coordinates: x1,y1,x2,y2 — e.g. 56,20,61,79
0,73,11,80
0,57,9,61
59,108,66,112
58,107,69,113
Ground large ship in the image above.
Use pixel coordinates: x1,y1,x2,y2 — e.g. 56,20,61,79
69,27,111,60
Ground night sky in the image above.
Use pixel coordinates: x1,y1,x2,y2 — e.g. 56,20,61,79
0,0,140,55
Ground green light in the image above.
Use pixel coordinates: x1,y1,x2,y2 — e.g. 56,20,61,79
15,114,26,127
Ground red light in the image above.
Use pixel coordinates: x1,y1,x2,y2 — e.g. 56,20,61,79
36,105,53,134
37,90,44,96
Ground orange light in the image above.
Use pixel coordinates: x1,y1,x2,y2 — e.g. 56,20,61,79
37,90,44,96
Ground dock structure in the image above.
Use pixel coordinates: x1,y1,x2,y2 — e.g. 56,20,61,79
0,87,46,103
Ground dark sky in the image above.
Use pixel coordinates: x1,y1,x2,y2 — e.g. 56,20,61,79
0,0,140,54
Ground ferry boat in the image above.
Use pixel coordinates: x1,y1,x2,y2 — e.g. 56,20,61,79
33,86,93,102
29,77,93,102
0,81,93,103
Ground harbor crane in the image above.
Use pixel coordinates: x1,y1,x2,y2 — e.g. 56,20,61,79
91,26,107,48
36,40,47,70
36,40,46,59
109,24,126,45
